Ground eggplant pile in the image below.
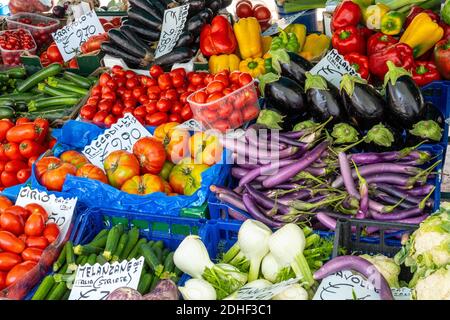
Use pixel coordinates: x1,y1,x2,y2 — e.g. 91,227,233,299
101,0,231,69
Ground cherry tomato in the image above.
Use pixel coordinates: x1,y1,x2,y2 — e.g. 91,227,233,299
92,111,109,125
214,74,230,87
112,65,125,77
132,87,145,100
207,92,225,103
156,99,172,113
146,112,169,126
214,119,231,132
168,113,183,123
150,65,164,79
5,160,28,173
158,74,173,90
104,115,117,127
206,81,226,95
181,104,193,121
16,169,31,183
170,68,186,78
190,73,204,86
203,73,215,86
123,98,137,109
170,101,183,114
164,89,178,101
80,104,97,120
133,106,147,118
170,73,185,88
1,171,18,187
43,223,59,243
229,71,241,84
179,92,190,104
202,109,217,123
218,104,233,118
229,110,244,128
0,196,13,214
98,99,113,113
147,86,161,100
239,72,253,87
192,91,207,104
125,70,137,79
125,77,139,90
99,73,112,87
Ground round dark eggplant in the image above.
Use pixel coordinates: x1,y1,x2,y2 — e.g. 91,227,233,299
305,73,345,126
280,52,313,87
206,0,223,13
364,123,403,152
175,31,195,48
196,8,214,23
420,102,444,129
186,14,207,36
264,77,306,131
340,75,385,131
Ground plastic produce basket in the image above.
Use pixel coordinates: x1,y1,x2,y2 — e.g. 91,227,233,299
6,13,59,50
0,29,37,66
25,207,216,300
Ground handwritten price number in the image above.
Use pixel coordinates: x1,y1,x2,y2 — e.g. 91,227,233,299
99,128,143,163
61,24,96,56
47,213,66,228
156,10,178,55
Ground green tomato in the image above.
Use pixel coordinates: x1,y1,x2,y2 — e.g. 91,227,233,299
159,161,174,181
169,158,210,196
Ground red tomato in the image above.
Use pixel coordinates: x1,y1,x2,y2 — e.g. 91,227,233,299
158,74,173,90
126,77,139,90
98,99,113,112
24,204,47,221
43,223,59,243
102,92,116,101
76,163,108,184
101,85,113,96
0,252,22,272
16,169,31,183
6,261,37,286
218,104,233,118
132,137,166,174
207,92,225,103
104,115,117,127
115,77,126,88
168,113,183,123
4,206,29,221
253,5,271,21
125,70,136,79
0,196,13,214
189,73,204,86
170,73,185,88
179,92,190,104
223,88,233,95
229,110,243,127
91,84,102,97
0,230,25,254
103,150,140,188
1,171,18,187
170,68,186,78
105,79,117,90
123,107,134,115
150,65,164,79
0,119,14,141
147,86,161,100
24,213,45,237
170,101,183,114
112,103,124,116
206,81,226,95
92,111,108,125
28,156,38,168
19,140,44,159
132,87,145,100
236,1,253,18
99,72,112,87
145,112,169,126
46,44,63,63
133,106,147,118
25,236,49,249
6,124,39,143
239,73,253,87
14,118,31,125
5,160,28,173
164,89,178,101
242,104,259,122
214,74,230,87
192,91,207,103
187,83,197,93
145,100,157,114
229,71,241,84
138,95,149,104
0,212,24,236
123,98,137,109
112,65,124,76
86,96,100,106
202,109,217,122
214,119,231,132
122,89,133,100
21,248,43,262
157,99,171,113
35,156,77,192
181,104,193,121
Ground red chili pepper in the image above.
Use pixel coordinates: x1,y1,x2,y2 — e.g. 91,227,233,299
331,0,361,31
344,53,369,79
200,16,237,57
368,43,415,79
434,39,450,80
412,61,441,86
405,6,440,28
367,32,398,56
332,26,365,56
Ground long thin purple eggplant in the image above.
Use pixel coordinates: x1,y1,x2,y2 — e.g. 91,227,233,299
369,207,423,221
354,164,369,219
371,183,422,204
216,192,247,212
349,150,431,165
280,130,305,139
313,256,394,300
238,159,296,187
245,184,291,215
405,184,435,197
304,166,329,176
277,135,307,147
232,167,249,179
242,194,283,228
364,174,411,186
277,190,312,204
338,152,359,198
228,208,248,221
371,191,412,210
263,141,329,188
237,163,259,170
365,215,428,235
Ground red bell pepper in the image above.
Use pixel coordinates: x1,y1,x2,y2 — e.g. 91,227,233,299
367,32,398,56
344,53,369,79
331,0,361,31
434,39,450,80
440,22,450,41
412,61,441,86
369,43,415,79
332,26,365,56
358,26,374,41
405,6,440,28
200,15,237,57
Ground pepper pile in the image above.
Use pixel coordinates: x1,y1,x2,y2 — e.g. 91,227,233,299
331,0,450,86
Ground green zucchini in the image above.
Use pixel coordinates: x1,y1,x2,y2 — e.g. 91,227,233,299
17,64,62,93
161,248,170,261
116,223,125,236
127,238,147,260
59,263,69,275
96,254,108,265
63,71,92,89
92,229,109,242
0,66,27,79
79,255,89,266
153,246,163,264
103,226,120,261
32,275,55,300
153,240,164,251
74,244,104,256
149,276,160,291
112,233,128,262
47,76,89,95
88,233,109,248
139,243,160,272
61,289,71,300
20,106,73,121
46,282,68,300
87,253,97,265
75,254,85,265
137,273,153,295
148,240,155,248
65,241,77,272
163,252,175,273
37,83,80,97
28,96,79,112
120,227,140,260
53,243,68,272
0,106,15,119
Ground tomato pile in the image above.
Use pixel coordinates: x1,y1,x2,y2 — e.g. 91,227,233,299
0,29,36,66
188,70,260,132
0,198,60,290
13,17,59,49
0,118,54,191
79,65,202,127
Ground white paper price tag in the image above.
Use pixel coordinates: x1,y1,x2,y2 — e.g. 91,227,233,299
312,270,411,300
309,49,359,88
236,277,301,300
69,257,145,300
15,187,77,238
52,10,105,62
262,11,307,36
154,4,190,59
82,113,152,169
176,119,204,131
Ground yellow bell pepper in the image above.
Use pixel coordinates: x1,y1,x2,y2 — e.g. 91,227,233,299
400,13,444,58
284,24,307,52
299,34,330,62
208,54,241,74
239,58,265,78
233,17,262,59
261,36,272,55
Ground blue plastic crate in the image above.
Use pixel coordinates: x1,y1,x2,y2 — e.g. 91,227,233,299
276,9,321,32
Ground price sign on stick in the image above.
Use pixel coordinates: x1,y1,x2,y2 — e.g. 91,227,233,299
69,257,145,300
154,4,190,59
16,187,77,238
52,10,105,62
236,277,301,300
262,11,307,36
82,113,152,169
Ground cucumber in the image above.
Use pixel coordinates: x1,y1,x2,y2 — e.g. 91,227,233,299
96,254,108,265
0,106,15,119
127,238,147,260
32,275,55,300
53,243,68,272
17,64,62,93
46,282,68,300
137,273,153,295
163,252,175,273
87,253,97,265
63,71,92,89
112,233,128,262
103,226,120,261
74,244,104,256
120,227,139,260
139,243,160,272
65,241,77,272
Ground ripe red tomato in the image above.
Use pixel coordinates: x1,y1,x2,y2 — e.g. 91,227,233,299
190,73,204,86
132,87,145,100
206,81,226,95
236,1,253,18
76,163,108,184
170,73,185,88
0,196,13,214
192,91,207,104
91,84,102,97
214,119,231,132
181,104,193,121
0,212,24,236
170,101,183,114
145,112,169,126
170,68,186,78
214,74,230,87
126,77,139,90
145,100,157,114
86,96,100,106
104,115,117,127
150,65,164,79
132,137,166,174
253,5,271,21
102,91,116,101
229,71,241,84
24,213,45,237
0,230,25,254
242,104,260,122
112,103,124,116
92,111,109,125
168,113,183,123
158,74,173,90
122,89,133,100
0,119,14,141
4,206,29,221
0,252,22,272
218,104,233,118
79,105,97,121
24,204,48,221
1,171,18,187
105,79,117,90
35,156,77,191
99,72,112,87
28,156,38,168
43,223,60,243
202,109,217,123
239,73,253,87
6,261,37,286
104,150,140,188
125,70,136,79
25,236,48,249
46,44,63,63
21,248,43,262
164,89,178,101
179,92,190,104
16,168,31,183
112,65,125,77
156,99,171,113
133,106,147,118
207,92,225,103
147,86,161,100
138,95,149,104
98,99,113,112
5,160,28,173
123,98,137,109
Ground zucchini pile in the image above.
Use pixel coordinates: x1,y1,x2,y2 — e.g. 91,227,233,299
32,224,182,300
102,0,232,70
0,64,96,122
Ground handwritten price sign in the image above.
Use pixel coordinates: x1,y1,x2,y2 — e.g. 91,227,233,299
82,113,152,169
16,187,77,239
154,4,190,59
52,10,105,62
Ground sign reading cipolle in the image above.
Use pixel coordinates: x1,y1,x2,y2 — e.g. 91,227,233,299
52,10,105,62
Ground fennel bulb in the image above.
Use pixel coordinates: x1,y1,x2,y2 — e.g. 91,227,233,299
179,279,217,300
268,224,314,287
272,284,309,300
261,253,282,283
223,279,273,300
173,235,214,279
203,263,248,300
237,220,272,281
